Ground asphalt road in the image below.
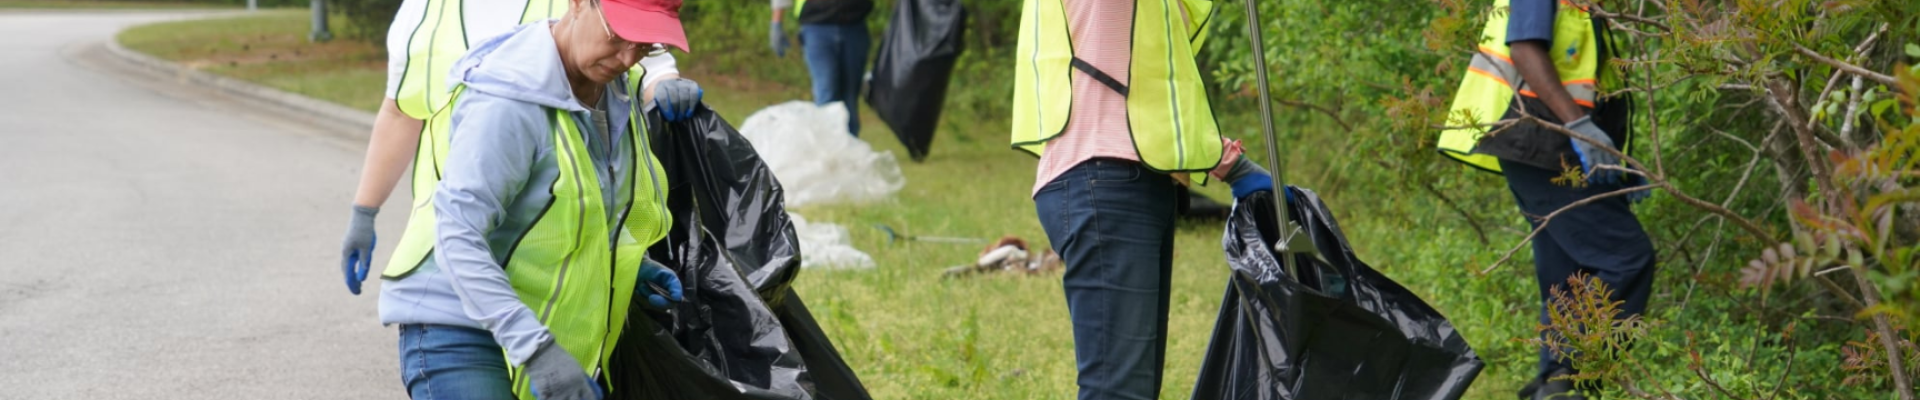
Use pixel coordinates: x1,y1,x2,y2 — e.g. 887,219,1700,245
0,11,408,399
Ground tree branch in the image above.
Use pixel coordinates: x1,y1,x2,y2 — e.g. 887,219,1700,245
1793,44,1897,86
1659,179,1777,241
1764,80,1840,199
1643,48,1668,179
1481,183,1664,274
1416,181,1491,247
1765,323,1800,400
1811,274,1867,319
1693,363,1745,399
1838,74,1867,148
1591,9,1671,33
1838,23,1892,148
1853,262,1918,400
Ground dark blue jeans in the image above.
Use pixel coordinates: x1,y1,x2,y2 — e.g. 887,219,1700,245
800,22,870,137
1034,159,1180,400
397,324,515,400
1498,159,1657,378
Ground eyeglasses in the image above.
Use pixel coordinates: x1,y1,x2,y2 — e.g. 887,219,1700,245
590,0,642,53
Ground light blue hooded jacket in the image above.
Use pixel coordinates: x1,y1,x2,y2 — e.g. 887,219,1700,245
378,20,654,366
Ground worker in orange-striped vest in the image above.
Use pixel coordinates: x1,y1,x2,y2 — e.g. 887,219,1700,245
1437,1,1655,399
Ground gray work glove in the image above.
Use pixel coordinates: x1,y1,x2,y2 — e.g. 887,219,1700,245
1565,116,1622,184
340,205,377,295
770,20,790,57
525,342,602,400
651,78,704,122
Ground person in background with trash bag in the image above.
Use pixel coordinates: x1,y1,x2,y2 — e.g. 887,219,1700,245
769,0,872,136
1008,0,1272,398
338,0,705,297
372,0,692,398
1434,1,1653,399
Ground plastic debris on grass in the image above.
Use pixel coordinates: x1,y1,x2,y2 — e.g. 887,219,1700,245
941,236,1063,278
791,213,876,270
738,101,906,207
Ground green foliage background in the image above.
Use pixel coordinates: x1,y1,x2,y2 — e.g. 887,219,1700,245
310,0,1918,397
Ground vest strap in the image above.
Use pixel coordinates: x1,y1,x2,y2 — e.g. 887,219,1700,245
1071,57,1129,97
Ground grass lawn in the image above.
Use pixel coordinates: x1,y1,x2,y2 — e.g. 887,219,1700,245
118,10,387,112
121,10,1536,399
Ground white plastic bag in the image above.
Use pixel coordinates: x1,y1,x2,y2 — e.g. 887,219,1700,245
737,101,906,207
790,214,876,270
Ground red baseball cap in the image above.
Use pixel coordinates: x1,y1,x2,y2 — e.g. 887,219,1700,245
601,0,689,52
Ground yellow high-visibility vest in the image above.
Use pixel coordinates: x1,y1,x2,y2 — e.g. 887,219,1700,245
1009,0,1223,173
383,64,658,279
393,0,567,119
1437,0,1619,173
382,73,671,399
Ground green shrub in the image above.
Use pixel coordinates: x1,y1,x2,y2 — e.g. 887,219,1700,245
330,0,399,43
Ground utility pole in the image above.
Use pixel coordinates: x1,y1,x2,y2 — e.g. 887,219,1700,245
247,0,256,12
309,0,333,42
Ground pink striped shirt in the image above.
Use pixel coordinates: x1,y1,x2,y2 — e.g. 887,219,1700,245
1032,0,1240,196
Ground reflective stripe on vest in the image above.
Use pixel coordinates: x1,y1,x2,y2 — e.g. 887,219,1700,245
506,98,669,399
1437,0,1612,174
1009,0,1223,173
394,0,573,119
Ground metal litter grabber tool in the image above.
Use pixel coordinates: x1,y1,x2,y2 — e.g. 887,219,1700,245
873,224,989,245
1240,0,1317,277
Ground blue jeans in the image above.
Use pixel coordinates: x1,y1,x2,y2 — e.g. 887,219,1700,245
398,324,515,400
1498,159,1657,378
800,22,870,137
1034,159,1179,400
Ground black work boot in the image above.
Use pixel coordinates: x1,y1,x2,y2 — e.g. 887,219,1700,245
1516,373,1543,399
1533,368,1590,400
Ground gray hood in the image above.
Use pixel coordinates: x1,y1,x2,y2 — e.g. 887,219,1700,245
448,20,588,113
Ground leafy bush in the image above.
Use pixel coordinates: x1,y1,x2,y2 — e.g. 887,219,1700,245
330,0,400,43
664,0,1920,397
1193,0,1920,398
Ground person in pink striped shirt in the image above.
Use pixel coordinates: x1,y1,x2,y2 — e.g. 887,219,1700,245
1027,1,1272,398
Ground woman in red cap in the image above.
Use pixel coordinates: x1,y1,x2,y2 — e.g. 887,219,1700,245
377,0,691,398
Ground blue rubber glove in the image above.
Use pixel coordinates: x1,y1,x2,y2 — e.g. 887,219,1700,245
652,78,703,122
1222,157,1275,199
1566,116,1623,184
770,20,789,57
1230,172,1274,199
340,205,377,295
525,342,602,400
638,260,684,309
1625,173,1652,204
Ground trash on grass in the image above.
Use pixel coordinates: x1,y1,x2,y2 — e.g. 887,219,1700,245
738,101,906,207
792,214,876,270
941,236,1063,279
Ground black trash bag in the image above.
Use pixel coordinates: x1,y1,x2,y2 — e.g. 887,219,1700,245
603,105,872,400
865,0,965,161
1191,187,1482,400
